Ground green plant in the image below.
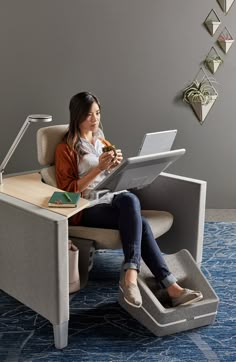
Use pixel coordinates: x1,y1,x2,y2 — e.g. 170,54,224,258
183,76,218,105
205,55,223,65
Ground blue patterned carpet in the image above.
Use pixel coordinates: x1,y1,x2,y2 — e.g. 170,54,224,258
0,222,236,362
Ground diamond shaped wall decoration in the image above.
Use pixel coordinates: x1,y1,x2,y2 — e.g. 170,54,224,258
183,68,218,124
204,10,221,35
191,97,217,124
204,47,223,74
217,0,235,13
217,27,235,53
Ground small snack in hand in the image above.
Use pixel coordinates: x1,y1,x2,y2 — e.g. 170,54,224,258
102,145,117,157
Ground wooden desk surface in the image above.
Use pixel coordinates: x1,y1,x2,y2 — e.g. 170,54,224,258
0,172,90,218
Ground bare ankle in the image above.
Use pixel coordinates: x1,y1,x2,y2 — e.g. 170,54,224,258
166,283,183,297
125,269,138,286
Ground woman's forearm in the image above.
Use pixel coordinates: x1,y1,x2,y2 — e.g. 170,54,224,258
76,166,102,192
76,150,117,192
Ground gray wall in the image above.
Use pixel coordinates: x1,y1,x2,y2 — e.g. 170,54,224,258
0,0,235,208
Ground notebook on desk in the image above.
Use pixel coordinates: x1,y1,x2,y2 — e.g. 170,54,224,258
138,130,177,156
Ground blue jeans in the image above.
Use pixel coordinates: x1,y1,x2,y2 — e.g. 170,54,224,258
80,192,177,288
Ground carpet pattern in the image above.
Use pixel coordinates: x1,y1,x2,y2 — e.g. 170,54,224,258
0,222,235,361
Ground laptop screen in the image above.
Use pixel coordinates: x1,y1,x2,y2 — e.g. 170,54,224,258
138,130,177,156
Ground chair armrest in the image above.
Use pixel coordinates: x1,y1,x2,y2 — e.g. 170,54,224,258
132,172,207,264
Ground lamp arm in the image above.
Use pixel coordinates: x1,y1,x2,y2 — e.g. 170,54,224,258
0,114,52,185
0,117,31,179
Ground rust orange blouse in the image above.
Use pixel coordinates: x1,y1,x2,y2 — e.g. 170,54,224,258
55,138,112,225
55,142,82,225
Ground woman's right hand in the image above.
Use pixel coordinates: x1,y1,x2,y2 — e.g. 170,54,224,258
97,151,114,171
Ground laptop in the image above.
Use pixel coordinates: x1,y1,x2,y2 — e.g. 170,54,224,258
93,148,185,194
138,130,177,156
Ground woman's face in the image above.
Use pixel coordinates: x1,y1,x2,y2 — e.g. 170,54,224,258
79,101,101,134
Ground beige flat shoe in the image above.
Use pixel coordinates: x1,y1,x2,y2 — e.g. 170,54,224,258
119,281,142,308
119,263,142,308
171,288,203,307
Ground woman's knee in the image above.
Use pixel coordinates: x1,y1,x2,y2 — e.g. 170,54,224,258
114,192,141,210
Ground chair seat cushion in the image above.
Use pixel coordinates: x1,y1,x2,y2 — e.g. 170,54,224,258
69,210,173,250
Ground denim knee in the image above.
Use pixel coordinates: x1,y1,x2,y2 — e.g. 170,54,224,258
114,192,141,211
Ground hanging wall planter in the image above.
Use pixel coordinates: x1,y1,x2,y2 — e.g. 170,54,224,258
205,47,223,74
183,68,218,124
204,10,221,35
217,0,235,13
189,95,218,124
206,59,222,73
217,27,235,53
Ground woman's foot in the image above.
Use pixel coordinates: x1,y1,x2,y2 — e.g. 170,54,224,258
171,288,203,307
119,268,142,308
167,283,203,307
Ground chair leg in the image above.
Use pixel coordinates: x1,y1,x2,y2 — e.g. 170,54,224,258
53,321,69,349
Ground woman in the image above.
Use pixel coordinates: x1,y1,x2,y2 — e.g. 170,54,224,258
55,91,203,308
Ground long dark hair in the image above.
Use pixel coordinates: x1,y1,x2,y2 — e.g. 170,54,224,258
65,91,101,151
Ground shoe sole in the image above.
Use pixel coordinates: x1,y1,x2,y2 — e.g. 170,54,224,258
119,285,142,308
175,294,203,307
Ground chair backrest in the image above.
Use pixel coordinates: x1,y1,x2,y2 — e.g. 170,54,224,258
37,124,68,187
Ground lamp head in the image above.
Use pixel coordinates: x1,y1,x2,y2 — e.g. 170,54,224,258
28,114,52,123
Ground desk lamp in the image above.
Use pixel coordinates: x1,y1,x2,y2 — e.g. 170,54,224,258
0,114,52,185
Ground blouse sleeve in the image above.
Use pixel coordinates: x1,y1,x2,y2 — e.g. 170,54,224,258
55,143,80,192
